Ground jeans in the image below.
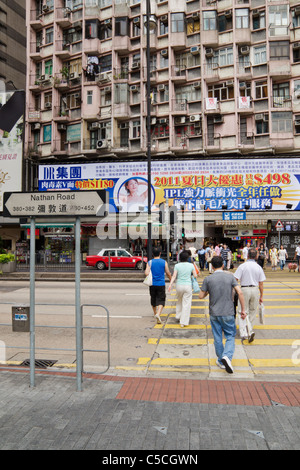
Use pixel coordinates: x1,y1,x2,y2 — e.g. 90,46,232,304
279,260,285,270
210,315,236,362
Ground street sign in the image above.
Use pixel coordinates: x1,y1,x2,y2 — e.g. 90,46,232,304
3,190,106,217
275,220,284,231
223,212,246,221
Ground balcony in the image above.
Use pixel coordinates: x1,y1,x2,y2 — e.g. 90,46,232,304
170,65,187,82
30,42,44,60
271,95,292,109
55,7,72,28
203,63,219,82
55,40,82,58
269,60,291,79
29,10,44,29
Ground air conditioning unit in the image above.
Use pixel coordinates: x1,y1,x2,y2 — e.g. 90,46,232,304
104,18,112,25
255,113,264,121
103,86,111,93
205,48,214,57
91,122,100,128
69,72,79,80
42,4,50,12
32,123,41,130
239,81,246,90
160,15,168,22
293,42,300,50
131,61,140,69
130,85,139,92
45,102,52,108
224,10,232,18
240,46,250,55
190,114,200,122
151,118,157,125
193,81,201,89
190,46,200,55
133,17,140,24
213,115,224,124
99,72,110,82
158,84,166,91
58,124,66,131
97,140,108,149
161,49,168,57
159,118,167,124
226,80,234,86
175,117,186,124
252,9,260,17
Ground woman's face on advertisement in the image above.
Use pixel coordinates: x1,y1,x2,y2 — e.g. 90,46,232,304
126,179,138,192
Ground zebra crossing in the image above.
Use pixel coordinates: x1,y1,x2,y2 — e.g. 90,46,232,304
119,277,300,378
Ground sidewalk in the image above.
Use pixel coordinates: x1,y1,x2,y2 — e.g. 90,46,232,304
0,368,299,450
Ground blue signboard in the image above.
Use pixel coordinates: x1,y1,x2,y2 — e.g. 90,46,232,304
223,212,246,221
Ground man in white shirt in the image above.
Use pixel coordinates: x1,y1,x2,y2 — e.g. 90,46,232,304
234,248,266,342
242,242,250,261
295,243,300,271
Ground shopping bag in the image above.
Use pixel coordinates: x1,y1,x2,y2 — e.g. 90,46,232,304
238,315,253,340
143,261,152,287
193,262,199,276
258,303,265,324
192,277,200,293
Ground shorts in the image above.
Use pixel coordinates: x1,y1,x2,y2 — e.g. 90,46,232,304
149,285,166,307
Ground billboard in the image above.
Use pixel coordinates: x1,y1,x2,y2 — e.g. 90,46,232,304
0,90,25,211
38,158,300,212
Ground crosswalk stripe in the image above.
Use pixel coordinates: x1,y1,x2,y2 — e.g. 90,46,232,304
148,338,298,346
154,323,300,330
137,357,300,368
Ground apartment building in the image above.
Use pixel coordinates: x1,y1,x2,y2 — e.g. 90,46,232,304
24,0,300,256
0,0,26,89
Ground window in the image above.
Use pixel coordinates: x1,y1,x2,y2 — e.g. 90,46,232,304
293,10,300,29
151,122,169,138
133,19,141,37
175,84,201,102
171,13,185,33
100,88,111,106
114,83,129,104
253,45,267,65
160,16,168,35
115,17,129,36
272,112,292,133
270,41,289,60
217,47,233,67
187,17,200,34
44,92,52,108
272,83,290,107
44,59,53,76
269,5,289,36
99,54,112,72
208,82,234,101
236,9,249,29
159,84,169,102
132,120,140,139
45,27,53,44
85,20,100,39
255,80,268,99
294,114,300,134
255,115,269,134
239,81,251,97
253,10,265,30
61,92,81,110
43,124,52,142
100,20,112,40
293,44,300,63
218,12,232,33
87,90,93,105
203,11,217,31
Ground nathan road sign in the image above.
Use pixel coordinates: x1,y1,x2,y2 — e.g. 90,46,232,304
3,191,106,218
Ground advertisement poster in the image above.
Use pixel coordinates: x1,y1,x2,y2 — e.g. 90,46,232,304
38,158,300,212
0,90,24,211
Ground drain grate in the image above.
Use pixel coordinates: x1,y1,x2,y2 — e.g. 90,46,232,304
20,359,57,369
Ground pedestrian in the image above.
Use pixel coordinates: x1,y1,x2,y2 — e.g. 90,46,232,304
269,245,278,271
197,246,206,271
294,242,300,272
221,243,231,270
214,243,220,256
168,250,198,328
242,242,250,262
234,248,266,342
144,247,172,324
278,245,288,270
206,244,216,273
199,256,246,374
257,242,268,269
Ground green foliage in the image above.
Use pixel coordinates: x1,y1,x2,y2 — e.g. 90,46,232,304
0,254,15,264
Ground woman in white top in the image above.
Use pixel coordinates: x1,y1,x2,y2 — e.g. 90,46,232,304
278,245,288,271
269,245,278,271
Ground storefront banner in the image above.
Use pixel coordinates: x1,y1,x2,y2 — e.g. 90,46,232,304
38,158,300,212
0,90,24,212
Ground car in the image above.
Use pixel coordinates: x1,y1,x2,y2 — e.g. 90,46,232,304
86,248,148,270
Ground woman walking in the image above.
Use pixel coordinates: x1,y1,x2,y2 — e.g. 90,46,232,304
269,245,279,271
278,245,288,270
168,250,198,327
257,243,268,269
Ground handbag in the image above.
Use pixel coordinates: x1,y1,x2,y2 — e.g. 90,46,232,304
192,277,200,293
258,303,265,324
143,261,152,287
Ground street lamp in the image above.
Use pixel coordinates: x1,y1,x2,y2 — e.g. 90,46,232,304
145,1,156,262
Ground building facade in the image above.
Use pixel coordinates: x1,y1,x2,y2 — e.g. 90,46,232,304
24,0,300,259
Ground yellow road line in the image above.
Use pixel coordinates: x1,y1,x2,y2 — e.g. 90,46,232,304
161,313,300,318
137,357,300,368
148,338,298,346
154,323,300,329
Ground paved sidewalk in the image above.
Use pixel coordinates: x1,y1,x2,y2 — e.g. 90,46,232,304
0,369,299,450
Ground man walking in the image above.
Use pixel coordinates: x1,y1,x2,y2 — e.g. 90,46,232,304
199,256,246,374
234,248,266,342
144,247,172,324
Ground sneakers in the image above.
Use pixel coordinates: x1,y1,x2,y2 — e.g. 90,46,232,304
216,359,225,369
154,313,162,324
221,355,234,374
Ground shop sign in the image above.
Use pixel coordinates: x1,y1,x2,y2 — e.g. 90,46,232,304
223,212,246,221
38,158,300,213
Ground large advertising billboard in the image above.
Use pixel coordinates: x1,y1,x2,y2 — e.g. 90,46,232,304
38,158,300,212
0,90,25,212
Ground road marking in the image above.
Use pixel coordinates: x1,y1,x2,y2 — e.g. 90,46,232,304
137,357,300,368
92,315,142,318
148,338,298,346
154,324,300,329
